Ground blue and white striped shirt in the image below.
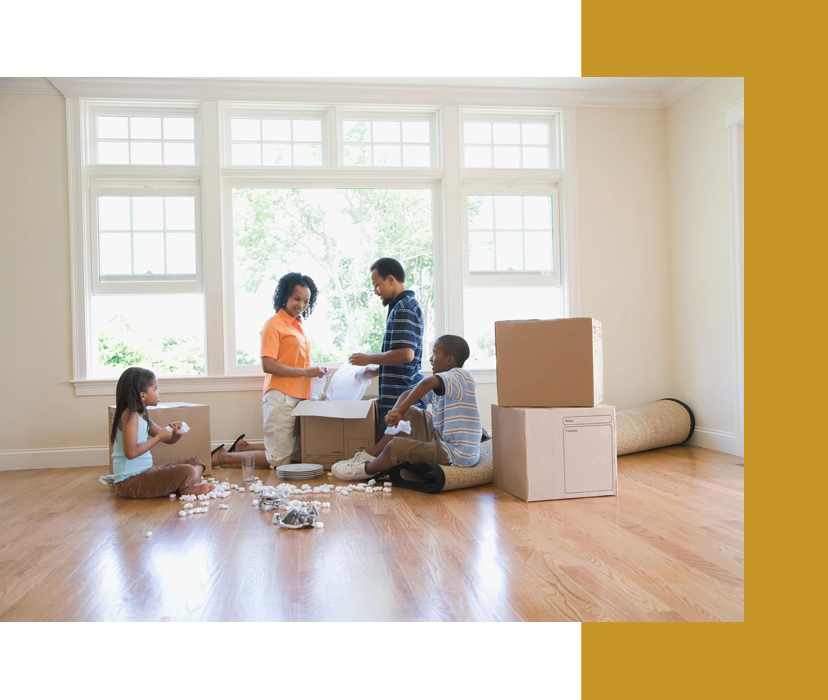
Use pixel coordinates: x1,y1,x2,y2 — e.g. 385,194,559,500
379,290,425,419
429,368,482,467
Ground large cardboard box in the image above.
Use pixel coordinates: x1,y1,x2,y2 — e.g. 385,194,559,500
492,404,616,502
108,402,212,476
495,317,603,407
291,399,378,469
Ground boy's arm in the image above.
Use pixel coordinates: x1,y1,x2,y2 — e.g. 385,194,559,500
386,377,440,425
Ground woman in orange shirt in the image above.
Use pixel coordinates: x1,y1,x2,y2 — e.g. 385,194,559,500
212,272,327,468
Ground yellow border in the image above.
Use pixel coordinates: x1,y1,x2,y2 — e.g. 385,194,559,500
582,1,764,697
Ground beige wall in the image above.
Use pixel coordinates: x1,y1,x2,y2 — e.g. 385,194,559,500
665,78,744,444
576,108,672,409
0,89,734,467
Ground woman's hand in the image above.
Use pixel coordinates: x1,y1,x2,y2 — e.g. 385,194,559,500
305,366,327,378
385,410,403,427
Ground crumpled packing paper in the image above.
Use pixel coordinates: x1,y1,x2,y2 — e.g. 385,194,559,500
384,420,412,435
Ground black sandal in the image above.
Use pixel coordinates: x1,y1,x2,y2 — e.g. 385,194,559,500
228,434,246,453
211,444,225,457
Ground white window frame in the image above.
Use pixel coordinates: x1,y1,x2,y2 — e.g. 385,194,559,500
66,93,577,396
460,183,562,287
220,103,330,169
337,108,442,170
89,185,203,295
460,110,562,172
221,176,445,376
86,102,201,167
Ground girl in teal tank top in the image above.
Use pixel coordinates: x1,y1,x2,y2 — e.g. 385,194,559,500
109,368,214,499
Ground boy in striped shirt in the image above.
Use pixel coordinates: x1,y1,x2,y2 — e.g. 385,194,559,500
332,335,482,481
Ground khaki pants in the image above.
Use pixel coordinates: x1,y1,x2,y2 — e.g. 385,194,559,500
114,456,205,499
389,406,451,467
262,389,301,467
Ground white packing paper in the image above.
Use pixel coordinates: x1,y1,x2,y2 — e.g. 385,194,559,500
384,420,412,436
324,363,373,402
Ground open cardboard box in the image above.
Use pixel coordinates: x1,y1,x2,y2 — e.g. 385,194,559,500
291,399,378,469
107,402,212,476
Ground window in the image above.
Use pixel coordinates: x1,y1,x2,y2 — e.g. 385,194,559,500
93,193,198,281
223,107,327,166
340,116,434,167
76,100,206,380
69,96,570,393
468,195,554,272
228,186,436,369
89,107,198,165
461,185,562,368
461,114,559,169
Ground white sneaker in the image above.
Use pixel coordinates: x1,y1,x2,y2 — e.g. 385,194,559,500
332,450,373,481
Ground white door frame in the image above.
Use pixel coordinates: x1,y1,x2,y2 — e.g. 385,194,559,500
725,99,744,458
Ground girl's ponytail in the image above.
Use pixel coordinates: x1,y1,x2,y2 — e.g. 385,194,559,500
110,367,156,444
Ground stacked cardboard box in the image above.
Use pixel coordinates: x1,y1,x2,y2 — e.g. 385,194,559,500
492,318,617,502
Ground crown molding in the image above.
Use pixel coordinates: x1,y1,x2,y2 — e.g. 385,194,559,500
661,77,708,107
45,77,670,109
0,77,61,95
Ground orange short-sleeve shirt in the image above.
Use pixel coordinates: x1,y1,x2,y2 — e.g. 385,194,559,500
260,309,312,398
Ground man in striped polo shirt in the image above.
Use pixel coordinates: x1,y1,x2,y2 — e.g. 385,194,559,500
334,335,482,481
349,257,426,427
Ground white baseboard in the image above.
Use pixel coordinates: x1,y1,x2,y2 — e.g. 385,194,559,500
0,446,110,471
0,440,265,472
686,427,739,456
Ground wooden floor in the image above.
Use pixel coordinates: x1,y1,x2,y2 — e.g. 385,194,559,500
0,445,743,621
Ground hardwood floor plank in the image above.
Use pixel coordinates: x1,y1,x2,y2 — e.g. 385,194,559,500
0,446,744,621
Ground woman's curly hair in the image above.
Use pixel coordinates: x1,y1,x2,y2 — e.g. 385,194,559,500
272,272,319,319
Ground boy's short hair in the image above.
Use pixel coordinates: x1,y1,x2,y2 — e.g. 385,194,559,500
435,334,471,367
370,257,406,283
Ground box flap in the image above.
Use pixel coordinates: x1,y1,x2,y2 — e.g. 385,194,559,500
292,399,375,419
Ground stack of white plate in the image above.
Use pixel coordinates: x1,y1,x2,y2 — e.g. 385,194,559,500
276,463,324,480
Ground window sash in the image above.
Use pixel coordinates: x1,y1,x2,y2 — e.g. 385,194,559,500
89,186,203,295
86,103,201,167
220,105,330,168
459,111,561,170
222,178,445,375
337,109,441,169
460,184,562,288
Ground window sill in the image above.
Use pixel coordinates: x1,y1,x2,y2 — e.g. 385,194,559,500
72,368,497,396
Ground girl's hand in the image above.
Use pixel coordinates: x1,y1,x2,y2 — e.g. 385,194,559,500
170,421,183,435
305,366,327,378
386,410,403,427
156,429,174,444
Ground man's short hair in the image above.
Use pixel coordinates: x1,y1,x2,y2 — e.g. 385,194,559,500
435,335,471,368
370,257,406,283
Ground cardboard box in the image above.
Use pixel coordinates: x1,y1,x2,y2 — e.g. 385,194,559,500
108,402,212,476
492,404,616,502
291,399,378,469
495,317,603,407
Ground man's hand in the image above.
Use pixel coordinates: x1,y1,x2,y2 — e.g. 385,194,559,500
385,409,403,427
349,353,372,366
362,366,379,379
305,366,328,378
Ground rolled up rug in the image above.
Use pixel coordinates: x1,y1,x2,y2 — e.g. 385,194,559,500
388,438,494,493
